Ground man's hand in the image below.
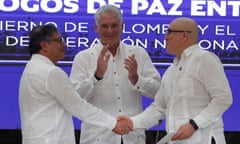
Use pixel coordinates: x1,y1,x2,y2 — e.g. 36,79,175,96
171,122,195,141
112,115,133,135
95,44,111,79
124,55,138,85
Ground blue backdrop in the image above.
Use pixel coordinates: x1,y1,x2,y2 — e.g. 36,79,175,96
0,0,239,131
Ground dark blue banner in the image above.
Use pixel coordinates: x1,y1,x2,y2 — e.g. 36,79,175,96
0,0,239,64
0,0,240,131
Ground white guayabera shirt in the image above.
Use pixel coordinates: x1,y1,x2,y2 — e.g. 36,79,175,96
19,54,116,144
132,44,232,144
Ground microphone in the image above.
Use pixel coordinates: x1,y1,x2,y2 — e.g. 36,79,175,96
155,120,162,144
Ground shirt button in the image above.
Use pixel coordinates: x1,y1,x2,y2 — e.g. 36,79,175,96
114,72,117,74
113,59,115,62
116,84,119,87
118,97,120,99
119,109,121,112
137,86,140,89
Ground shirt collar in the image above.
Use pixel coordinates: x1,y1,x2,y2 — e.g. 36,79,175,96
31,54,55,65
173,44,199,64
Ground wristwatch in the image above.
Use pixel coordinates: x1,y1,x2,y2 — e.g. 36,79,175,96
94,72,103,81
189,119,199,130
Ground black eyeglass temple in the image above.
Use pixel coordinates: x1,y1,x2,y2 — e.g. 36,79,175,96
167,29,192,33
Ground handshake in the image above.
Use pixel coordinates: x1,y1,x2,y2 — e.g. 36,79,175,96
112,115,133,135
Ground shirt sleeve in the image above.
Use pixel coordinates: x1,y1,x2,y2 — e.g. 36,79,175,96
70,52,99,101
193,52,233,128
47,67,116,130
133,48,161,98
131,85,166,129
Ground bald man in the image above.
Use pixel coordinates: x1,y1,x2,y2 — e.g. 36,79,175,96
130,17,232,144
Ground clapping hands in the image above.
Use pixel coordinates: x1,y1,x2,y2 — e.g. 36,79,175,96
112,115,133,135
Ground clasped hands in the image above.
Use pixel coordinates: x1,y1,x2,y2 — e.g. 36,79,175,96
112,115,133,135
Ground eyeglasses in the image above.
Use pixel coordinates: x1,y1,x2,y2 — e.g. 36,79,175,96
47,37,65,43
166,29,192,35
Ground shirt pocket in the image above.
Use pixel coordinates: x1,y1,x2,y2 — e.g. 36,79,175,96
171,77,194,118
177,77,194,98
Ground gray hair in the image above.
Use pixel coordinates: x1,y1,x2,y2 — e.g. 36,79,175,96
94,5,122,25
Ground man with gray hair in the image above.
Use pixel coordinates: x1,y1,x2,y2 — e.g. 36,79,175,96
70,4,161,144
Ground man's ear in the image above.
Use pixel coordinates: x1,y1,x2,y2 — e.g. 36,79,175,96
39,41,48,53
94,23,98,32
182,32,189,42
121,22,124,32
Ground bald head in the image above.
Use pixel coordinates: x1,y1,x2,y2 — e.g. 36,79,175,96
170,17,198,44
165,17,199,58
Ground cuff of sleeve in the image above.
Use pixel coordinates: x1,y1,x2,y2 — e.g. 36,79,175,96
133,75,144,91
130,116,141,129
193,114,209,129
94,72,103,81
90,73,99,86
106,116,117,130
